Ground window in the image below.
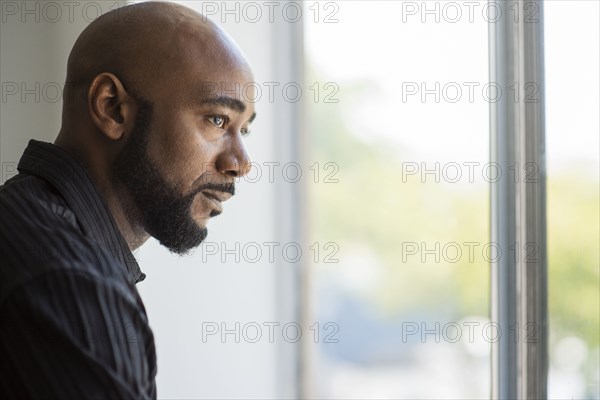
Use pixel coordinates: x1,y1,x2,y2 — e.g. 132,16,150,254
545,1,600,398
305,1,490,397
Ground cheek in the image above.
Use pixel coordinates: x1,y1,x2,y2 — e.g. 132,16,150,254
148,115,216,190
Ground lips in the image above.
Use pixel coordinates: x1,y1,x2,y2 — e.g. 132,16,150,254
201,189,233,203
200,189,232,215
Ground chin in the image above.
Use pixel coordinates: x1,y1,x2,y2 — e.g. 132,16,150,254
191,209,210,226
161,226,208,256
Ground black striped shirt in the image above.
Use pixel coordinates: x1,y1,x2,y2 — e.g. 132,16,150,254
0,140,157,399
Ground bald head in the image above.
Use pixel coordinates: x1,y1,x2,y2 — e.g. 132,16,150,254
64,1,251,106
55,1,256,254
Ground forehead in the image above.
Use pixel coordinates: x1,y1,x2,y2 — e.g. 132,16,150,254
182,61,257,112
144,56,255,112
143,20,256,109
195,79,257,104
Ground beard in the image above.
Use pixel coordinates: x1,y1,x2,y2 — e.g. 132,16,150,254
113,99,209,256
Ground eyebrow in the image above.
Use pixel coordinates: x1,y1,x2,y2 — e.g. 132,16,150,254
199,95,257,123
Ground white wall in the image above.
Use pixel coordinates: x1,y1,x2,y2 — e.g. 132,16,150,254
1,1,302,398
0,1,87,168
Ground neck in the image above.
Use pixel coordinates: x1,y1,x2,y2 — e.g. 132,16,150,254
102,187,151,251
55,130,151,251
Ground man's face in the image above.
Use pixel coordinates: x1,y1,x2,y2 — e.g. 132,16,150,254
114,66,255,255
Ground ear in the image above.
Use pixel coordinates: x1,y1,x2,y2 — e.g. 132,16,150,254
87,72,137,141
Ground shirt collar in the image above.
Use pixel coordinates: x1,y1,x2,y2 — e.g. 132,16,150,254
17,139,146,285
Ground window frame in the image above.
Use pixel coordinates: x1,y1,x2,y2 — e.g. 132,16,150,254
489,0,548,398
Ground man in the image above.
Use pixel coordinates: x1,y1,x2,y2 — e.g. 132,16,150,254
0,2,255,398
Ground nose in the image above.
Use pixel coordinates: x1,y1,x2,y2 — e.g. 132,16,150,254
215,134,252,178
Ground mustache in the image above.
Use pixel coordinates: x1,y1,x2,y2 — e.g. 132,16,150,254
195,181,235,196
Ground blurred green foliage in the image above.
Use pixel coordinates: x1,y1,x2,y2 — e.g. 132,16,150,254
547,172,600,347
307,77,599,349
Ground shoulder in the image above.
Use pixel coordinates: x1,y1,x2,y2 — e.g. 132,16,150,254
1,172,79,230
0,173,131,306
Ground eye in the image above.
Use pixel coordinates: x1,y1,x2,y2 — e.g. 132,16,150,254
208,115,228,128
241,127,252,137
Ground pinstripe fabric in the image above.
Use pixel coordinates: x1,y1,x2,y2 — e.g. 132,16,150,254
0,140,157,399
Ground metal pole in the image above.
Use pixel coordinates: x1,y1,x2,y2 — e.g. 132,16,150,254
271,4,306,398
490,1,548,398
